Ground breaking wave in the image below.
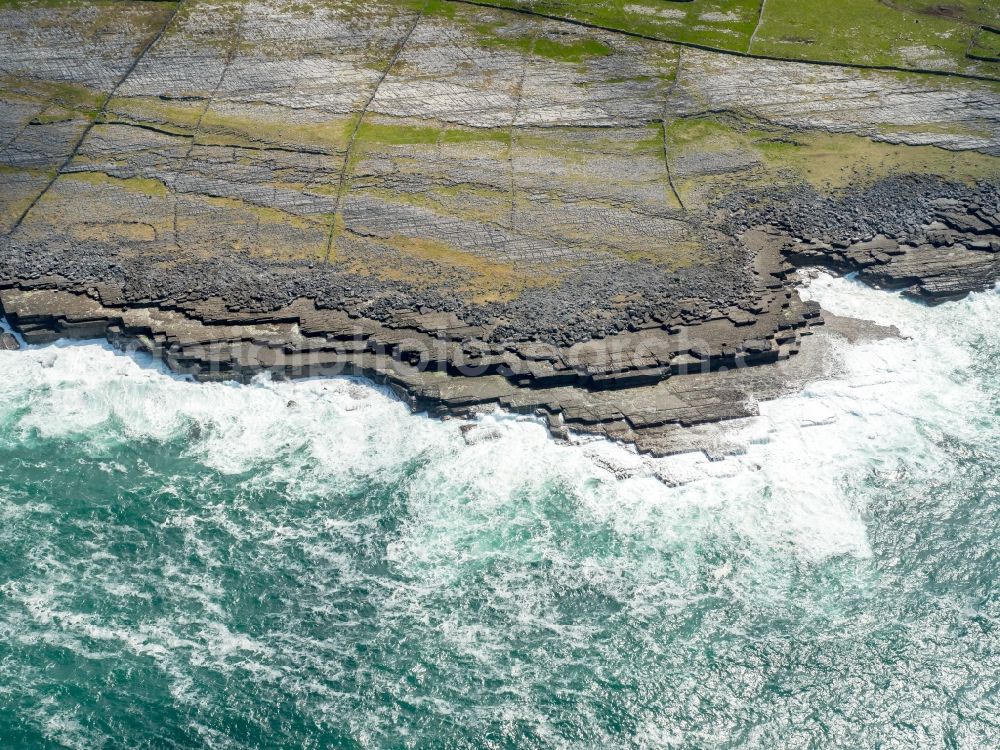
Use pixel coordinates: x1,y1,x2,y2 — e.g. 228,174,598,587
0,274,998,748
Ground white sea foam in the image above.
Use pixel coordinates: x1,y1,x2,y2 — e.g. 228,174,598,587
0,274,996,583
2,273,999,748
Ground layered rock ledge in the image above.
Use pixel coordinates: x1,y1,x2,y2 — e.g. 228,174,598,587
0,0,997,454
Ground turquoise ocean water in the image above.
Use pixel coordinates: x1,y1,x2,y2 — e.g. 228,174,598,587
0,274,998,748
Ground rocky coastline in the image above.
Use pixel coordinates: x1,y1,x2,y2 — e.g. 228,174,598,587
1,0,997,456
3,172,996,455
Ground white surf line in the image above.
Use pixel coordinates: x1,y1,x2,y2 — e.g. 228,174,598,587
8,275,985,568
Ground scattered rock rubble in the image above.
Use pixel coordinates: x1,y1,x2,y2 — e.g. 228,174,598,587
0,0,997,455
0,238,825,456
728,178,1000,303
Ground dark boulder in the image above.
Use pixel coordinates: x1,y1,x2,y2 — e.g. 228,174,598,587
0,332,20,351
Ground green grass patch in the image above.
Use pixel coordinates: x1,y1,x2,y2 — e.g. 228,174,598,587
0,0,167,7
970,27,1000,60
667,113,1000,193
348,233,557,304
29,105,79,124
105,95,204,130
0,76,104,116
356,120,441,146
479,30,613,62
882,0,998,27
440,126,511,145
470,0,997,75
515,125,663,157
201,195,321,229
751,0,989,73
198,108,351,151
534,36,612,62
423,0,458,18
63,171,169,198
356,119,511,147
757,130,1000,188
362,184,509,225
479,0,759,51
666,116,739,148
615,237,706,269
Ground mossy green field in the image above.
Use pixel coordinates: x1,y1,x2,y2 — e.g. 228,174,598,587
473,0,1000,76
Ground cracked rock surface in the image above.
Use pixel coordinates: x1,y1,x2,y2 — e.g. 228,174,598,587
0,0,998,452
